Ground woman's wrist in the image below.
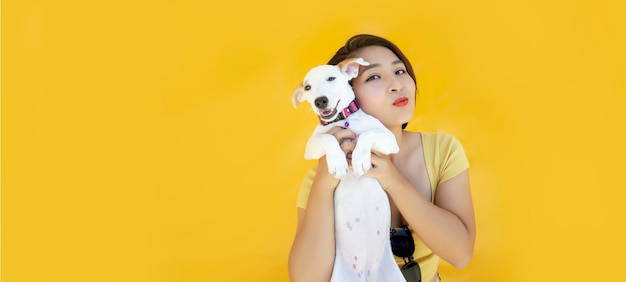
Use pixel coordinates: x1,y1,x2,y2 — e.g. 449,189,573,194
314,170,340,191
381,175,410,194
315,158,340,191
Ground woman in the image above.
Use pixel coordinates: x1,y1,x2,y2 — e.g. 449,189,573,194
288,34,475,282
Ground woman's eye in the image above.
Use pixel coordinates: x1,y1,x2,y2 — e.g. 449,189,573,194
365,75,380,82
396,69,406,75
327,77,336,81
304,85,311,91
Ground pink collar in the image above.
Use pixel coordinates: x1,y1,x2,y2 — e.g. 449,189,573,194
319,100,360,126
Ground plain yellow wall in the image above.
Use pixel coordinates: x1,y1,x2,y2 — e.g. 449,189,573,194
3,0,626,281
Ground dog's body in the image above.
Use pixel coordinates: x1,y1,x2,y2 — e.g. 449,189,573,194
293,58,405,281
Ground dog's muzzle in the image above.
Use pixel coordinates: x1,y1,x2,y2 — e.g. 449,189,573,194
315,97,340,121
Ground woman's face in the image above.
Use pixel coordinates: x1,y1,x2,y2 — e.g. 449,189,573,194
350,46,416,129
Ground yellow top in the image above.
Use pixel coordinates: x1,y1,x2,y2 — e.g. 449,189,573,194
296,132,470,280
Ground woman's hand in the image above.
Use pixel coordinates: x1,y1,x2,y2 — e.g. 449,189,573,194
364,151,408,192
327,126,357,163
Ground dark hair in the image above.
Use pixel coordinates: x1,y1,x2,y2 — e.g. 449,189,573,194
327,34,416,129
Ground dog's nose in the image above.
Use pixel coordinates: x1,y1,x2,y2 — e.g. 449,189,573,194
314,96,329,109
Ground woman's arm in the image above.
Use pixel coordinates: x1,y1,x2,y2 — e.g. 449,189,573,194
394,170,475,268
288,159,338,281
366,154,476,268
288,127,357,281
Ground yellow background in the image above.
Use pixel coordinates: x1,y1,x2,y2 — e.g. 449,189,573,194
3,0,625,281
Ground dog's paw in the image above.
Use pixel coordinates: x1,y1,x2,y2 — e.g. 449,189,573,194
351,148,372,177
379,142,400,155
326,153,349,179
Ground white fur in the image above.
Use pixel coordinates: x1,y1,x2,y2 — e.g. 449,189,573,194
293,58,405,281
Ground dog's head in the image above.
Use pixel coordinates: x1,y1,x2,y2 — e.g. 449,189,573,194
292,58,369,122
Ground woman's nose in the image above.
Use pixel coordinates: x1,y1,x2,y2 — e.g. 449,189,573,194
387,77,403,93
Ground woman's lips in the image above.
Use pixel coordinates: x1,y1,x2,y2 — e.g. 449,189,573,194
393,97,409,106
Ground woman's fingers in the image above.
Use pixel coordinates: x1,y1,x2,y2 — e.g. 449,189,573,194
326,127,357,161
327,127,357,144
340,138,356,156
368,150,383,165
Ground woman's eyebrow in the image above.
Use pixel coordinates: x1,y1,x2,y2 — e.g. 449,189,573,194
362,60,404,72
361,63,380,72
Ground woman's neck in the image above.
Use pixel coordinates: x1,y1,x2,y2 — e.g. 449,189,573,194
388,126,405,157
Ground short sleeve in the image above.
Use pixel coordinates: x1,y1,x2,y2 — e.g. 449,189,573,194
437,133,470,183
296,165,317,209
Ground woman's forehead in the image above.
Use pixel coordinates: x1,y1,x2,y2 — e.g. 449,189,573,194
353,46,400,64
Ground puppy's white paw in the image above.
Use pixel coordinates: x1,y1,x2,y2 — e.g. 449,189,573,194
326,153,349,179
351,148,372,177
379,143,400,155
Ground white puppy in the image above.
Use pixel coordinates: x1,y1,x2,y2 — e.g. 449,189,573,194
293,58,405,282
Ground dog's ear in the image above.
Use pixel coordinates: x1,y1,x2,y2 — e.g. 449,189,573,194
338,58,370,79
292,83,304,108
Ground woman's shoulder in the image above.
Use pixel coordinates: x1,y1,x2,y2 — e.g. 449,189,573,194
413,131,468,167
417,131,469,182
410,131,463,147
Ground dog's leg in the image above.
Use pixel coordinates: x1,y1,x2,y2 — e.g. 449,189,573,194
305,133,349,179
351,130,400,176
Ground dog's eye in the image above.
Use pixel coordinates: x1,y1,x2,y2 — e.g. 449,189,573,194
327,77,336,82
304,85,311,91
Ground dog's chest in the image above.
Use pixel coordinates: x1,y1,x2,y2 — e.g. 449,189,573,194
334,174,390,238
